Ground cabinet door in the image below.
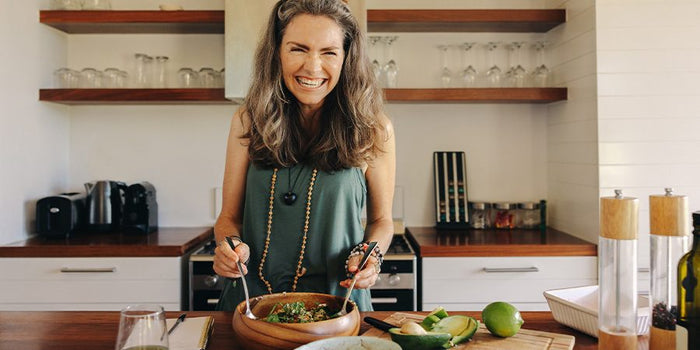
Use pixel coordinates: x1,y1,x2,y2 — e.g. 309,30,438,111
0,257,182,311
421,256,597,311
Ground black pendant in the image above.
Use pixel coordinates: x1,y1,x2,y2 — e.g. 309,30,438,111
283,191,297,205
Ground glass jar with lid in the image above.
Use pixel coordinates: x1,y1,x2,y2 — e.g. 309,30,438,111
492,202,517,229
517,202,541,229
468,202,491,229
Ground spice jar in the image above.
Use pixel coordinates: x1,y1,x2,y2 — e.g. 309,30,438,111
468,202,491,229
492,202,516,229
517,202,541,229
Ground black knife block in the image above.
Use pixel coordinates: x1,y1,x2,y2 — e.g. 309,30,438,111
433,151,469,230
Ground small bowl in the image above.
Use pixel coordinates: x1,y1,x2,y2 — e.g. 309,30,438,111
232,292,361,350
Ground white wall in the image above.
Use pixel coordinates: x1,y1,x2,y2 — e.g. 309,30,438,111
545,0,598,244
0,0,70,244
597,0,700,269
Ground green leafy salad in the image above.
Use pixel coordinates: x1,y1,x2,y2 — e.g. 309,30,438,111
265,301,336,323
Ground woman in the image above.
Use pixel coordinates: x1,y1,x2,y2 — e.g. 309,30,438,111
213,0,395,312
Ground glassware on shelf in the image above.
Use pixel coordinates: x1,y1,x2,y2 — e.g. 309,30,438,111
78,67,101,88
102,68,121,88
368,36,383,85
81,0,111,10
648,188,689,350
178,68,199,88
133,53,153,88
199,67,217,88
53,68,79,88
598,189,638,350
50,0,81,10
532,41,551,87
154,56,169,88
484,42,502,87
460,42,478,87
438,45,452,88
506,42,527,87
383,36,399,88
217,68,225,88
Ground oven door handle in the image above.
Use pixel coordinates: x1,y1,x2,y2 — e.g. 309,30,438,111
370,297,399,304
482,266,539,273
206,299,220,305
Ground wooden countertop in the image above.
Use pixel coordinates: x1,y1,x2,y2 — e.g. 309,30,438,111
0,310,635,350
0,227,213,257
407,226,597,257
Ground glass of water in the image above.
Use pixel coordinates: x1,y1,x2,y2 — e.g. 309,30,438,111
114,304,169,350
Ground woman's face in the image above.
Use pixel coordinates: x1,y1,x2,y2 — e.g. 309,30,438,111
280,14,345,114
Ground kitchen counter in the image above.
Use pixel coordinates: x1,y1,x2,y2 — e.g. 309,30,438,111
0,310,649,350
0,227,213,257
406,226,597,257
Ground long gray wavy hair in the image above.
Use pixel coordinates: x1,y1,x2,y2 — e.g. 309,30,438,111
242,0,385,171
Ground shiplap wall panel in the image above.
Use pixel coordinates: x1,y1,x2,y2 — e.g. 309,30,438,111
597,1,700,268
545,0,598,244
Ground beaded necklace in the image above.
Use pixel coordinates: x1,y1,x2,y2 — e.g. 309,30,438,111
258,167,318,294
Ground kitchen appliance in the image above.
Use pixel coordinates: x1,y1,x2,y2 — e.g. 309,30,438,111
122,181,158,234
84,180,127,232
187,234,417,311
35,192,86,237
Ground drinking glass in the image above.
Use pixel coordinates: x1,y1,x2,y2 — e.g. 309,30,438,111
53,68,79,88
133,53,153,88
79,67,101,88
199,67,216,88
506,42,527,87
460,42,478,87
81,0,112,10
484,42,502,87
154,56,169,88
102,68,121,88
438,45,452,88
50,0,81,10
383,36,399,88
178,68,199,88
532,41,551,87
368,36,383,84
114,304,168,350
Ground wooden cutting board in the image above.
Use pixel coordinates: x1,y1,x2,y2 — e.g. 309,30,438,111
362,312,575,350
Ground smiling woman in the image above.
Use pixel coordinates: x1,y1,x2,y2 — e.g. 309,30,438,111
213,0,395,314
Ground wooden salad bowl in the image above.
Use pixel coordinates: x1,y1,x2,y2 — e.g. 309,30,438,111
231,292,361,350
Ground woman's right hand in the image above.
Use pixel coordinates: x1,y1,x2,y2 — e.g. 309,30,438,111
213,238,251,278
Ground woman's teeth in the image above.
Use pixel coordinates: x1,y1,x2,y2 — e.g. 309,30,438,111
297,77,324,88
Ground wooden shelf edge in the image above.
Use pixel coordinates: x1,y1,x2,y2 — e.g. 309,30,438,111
39,88,232,105
39,10,224,34
368,9,565,33
384,88,567,103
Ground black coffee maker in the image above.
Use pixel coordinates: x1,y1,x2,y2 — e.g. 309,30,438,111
123,181,158,234
84,180,128,232
36,192,87,237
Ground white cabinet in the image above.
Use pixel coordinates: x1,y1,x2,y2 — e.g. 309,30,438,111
421,256,597,311
0,257,182,311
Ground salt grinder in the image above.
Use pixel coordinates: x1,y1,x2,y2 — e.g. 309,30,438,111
599,189,638,350
649,188,690,350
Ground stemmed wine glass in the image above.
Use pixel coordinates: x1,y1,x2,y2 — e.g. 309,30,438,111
383,36,399,88
484,42,502,87
438,45,452,88
506,42,527,87
460,42,478,87
532,41,551,87
368,36,383,85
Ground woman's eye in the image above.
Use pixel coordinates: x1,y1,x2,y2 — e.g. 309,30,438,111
291,47,304,52
324,51,338,56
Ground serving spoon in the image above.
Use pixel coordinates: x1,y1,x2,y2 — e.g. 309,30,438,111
225,236,257,320
336,241,378,317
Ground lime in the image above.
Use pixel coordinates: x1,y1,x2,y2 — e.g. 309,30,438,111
481,301,524,338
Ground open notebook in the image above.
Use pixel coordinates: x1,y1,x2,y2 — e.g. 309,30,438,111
166,316,215,350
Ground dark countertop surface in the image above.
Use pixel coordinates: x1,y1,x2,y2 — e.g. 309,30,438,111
0,227,213,257
0,310,619,350
406,226,597,257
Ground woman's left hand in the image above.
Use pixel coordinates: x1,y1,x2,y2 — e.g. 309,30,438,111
339,254,381,289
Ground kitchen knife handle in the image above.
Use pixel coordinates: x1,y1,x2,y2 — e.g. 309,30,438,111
364,316,398,332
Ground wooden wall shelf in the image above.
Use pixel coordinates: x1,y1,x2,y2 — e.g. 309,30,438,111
39,89,230,104
384,88,567,103
39,10,224,34
367,9,566,32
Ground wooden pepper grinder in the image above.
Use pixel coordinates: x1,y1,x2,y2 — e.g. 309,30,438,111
649,188,690,350
599,189,638,350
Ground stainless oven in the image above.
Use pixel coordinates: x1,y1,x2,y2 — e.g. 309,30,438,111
187,234,417,311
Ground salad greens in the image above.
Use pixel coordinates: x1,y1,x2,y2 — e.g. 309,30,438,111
265,301,336,323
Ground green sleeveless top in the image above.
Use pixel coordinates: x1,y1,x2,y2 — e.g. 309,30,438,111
216,163,373,312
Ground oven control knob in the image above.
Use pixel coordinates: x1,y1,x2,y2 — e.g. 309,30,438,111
204,275,219,287
388,274,400,286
